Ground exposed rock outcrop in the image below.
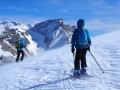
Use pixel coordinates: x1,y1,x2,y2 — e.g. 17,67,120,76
28,19,75,49
0,21,37,56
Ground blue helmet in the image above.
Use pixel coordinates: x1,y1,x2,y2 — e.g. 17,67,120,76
77,19,85,28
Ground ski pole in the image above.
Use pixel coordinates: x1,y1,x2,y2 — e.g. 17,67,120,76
73,52,77,80
88,50,104,73
73,52,74,60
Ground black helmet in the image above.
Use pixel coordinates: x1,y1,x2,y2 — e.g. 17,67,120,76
77,19,85,28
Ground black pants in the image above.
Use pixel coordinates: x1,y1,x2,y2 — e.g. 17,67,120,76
16,50,25,61
74,49,87,70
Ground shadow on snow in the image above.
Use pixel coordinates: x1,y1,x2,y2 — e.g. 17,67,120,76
21,77,71,90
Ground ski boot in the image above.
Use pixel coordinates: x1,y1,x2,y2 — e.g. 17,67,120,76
73,70,80,78
81,66,86,73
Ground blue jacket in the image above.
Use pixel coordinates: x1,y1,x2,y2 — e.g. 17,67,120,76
71,28,91,49
18,39,25,50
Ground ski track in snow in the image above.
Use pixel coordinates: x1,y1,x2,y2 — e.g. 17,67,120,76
1,34,120,90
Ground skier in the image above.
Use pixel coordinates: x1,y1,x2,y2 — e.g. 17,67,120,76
16,38,25,62
71,19,91,77
0,55,3,60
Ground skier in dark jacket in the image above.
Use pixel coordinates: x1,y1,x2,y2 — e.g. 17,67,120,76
16,38,25,62
0,55,3,60
71,19,91,76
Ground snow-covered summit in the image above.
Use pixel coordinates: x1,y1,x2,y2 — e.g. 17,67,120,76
27,19,74,49
0,21,28,31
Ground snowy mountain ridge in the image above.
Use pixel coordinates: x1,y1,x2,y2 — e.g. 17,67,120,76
0,19,75,66
0,19,75,58
28,19,74,49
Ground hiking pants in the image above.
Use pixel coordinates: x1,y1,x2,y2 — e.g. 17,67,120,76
16,50,25,61
74,49,87,70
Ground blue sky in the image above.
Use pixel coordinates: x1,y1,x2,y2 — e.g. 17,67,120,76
0,0,120,36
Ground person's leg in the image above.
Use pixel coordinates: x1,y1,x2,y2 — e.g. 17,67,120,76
74,49,82,77
84,57,87,67
16,50,20,62
81,49,87,72
20,50,25,61
74,49,82,70
81,56,87,68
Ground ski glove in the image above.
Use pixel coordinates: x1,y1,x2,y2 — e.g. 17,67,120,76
87,46,90,51
71,47,75,53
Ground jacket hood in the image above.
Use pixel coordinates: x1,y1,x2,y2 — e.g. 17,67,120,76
20,39,25,43
77,19,85,28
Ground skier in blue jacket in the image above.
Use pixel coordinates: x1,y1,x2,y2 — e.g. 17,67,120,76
71,19,91,76
16,38,25,62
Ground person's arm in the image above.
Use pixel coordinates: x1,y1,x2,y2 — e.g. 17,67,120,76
86,30,91,45
71,29,77,48
71,29,77,53
85,30,91,51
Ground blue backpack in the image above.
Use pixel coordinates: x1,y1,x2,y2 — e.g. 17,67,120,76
77,29,88,45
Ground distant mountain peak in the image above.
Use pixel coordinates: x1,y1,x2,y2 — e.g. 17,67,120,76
0,21,19,26
27,18,74,49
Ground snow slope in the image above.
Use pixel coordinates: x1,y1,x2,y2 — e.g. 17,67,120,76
0,30,120,90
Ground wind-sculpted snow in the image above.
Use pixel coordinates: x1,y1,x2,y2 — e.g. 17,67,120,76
0,30,120,90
